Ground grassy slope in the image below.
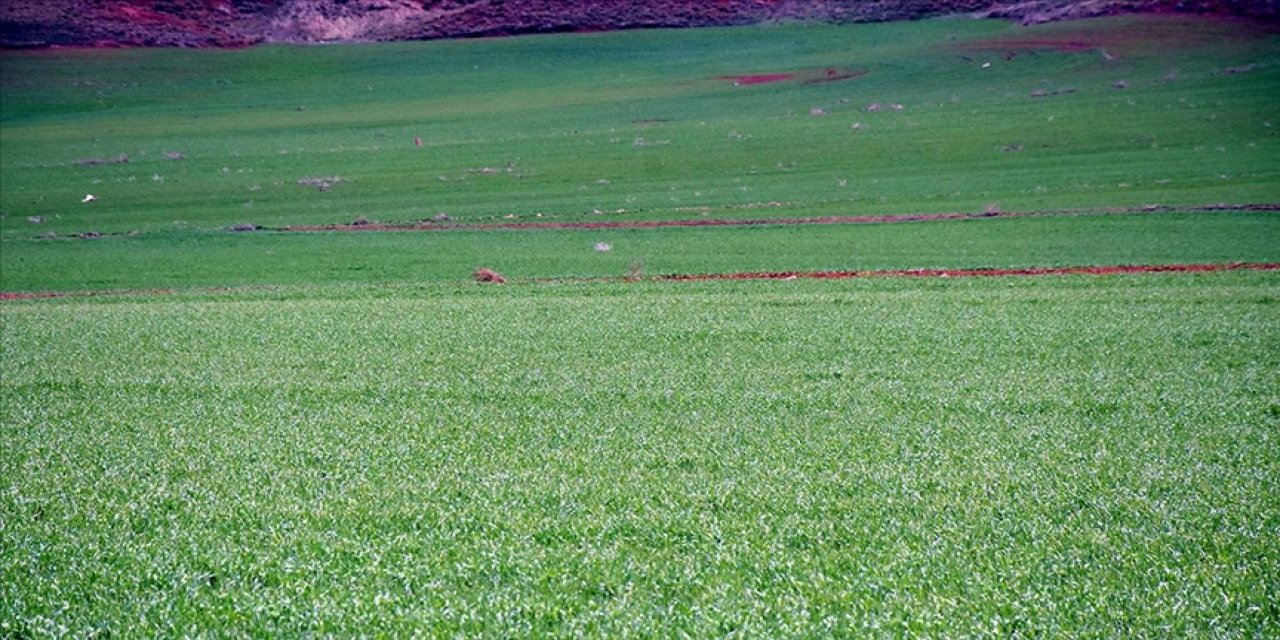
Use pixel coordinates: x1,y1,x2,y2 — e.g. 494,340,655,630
1,15,1278,292
3,273,1278,635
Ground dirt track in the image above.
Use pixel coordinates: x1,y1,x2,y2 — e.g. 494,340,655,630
654,262,1280,282
3,263,1275,301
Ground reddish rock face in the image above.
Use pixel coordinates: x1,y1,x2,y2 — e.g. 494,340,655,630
1,0,1274,48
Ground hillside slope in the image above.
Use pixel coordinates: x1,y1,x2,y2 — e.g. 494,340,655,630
2,0,1276,48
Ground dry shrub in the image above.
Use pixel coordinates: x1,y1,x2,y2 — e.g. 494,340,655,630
473,267,506,284
626,259,646,282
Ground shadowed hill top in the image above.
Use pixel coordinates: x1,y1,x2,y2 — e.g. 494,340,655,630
2,0,1277,48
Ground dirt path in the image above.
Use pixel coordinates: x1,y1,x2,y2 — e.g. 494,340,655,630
277,204,1279,234
653,262,1280,282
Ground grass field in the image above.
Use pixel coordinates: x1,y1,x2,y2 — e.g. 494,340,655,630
2,14,1279,292
3,274,1279,635
1,211,1277,292
2,12,1279,637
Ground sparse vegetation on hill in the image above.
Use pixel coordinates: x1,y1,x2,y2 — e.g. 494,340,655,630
1,0,1276,47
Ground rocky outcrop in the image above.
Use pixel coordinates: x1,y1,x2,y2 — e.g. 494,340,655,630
2,0,1275,48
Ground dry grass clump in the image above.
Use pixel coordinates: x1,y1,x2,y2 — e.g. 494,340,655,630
626,259,646,282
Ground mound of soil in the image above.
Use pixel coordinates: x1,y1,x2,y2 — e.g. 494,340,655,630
2,0,1275,48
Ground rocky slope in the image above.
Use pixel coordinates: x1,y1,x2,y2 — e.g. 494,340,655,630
2,0,1275,48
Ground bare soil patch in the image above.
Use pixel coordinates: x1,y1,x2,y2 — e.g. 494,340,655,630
715,73,795,86
713,68,867,87
951,14,1279,58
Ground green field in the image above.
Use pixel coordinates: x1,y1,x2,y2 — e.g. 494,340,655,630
4,274,1279,635
2,14,1279,292
2,13,1279,636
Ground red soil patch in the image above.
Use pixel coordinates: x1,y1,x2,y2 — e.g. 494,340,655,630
714,68,866,86
658,263,1280,282
716,73,794,85
803,68,869,84
951,15,1279,58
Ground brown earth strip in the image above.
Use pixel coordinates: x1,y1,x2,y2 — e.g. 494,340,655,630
4,263,1276,301
715,73,795,85
656,262,1280,282
713,68,867,86
277,203,1279,233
